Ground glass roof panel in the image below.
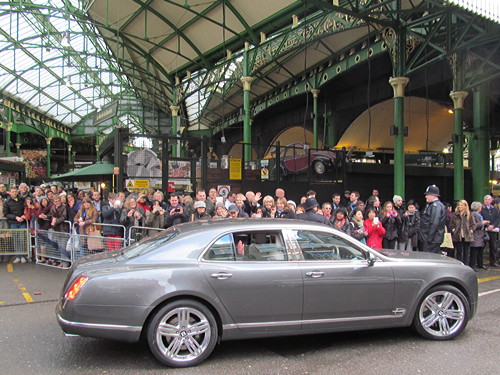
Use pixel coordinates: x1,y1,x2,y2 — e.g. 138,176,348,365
450,0,500,23
0,0,135,127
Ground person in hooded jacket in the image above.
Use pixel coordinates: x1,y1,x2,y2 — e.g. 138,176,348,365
296,198,330,225
191,201,212,221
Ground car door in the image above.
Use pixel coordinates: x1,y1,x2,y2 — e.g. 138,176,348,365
285,229,396,331
199,230,303,333
283,144,309,173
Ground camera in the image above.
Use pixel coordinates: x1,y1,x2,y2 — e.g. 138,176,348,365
174,208,181,212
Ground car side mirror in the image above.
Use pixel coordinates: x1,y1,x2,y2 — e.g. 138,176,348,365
367,252,377,267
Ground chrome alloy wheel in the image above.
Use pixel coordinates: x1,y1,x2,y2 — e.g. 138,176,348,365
156,307,212,363
418,290,466,338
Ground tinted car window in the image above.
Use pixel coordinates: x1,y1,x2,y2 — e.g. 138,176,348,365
205,234,235,261
204,231,287,261
291,230,365,261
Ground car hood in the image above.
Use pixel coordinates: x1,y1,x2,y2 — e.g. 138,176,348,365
376,249,463,264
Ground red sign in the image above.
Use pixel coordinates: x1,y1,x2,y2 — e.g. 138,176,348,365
167,181,175,192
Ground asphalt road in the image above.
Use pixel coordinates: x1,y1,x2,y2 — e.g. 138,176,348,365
1,262,499,375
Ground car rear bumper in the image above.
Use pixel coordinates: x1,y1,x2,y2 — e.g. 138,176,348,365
56,311,142,343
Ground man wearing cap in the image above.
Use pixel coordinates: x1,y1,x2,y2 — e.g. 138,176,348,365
418,185,446,253
191,201,211,222
296,198,330,225
227,204,241,219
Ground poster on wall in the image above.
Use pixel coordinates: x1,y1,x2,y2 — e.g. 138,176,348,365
21,150,47,178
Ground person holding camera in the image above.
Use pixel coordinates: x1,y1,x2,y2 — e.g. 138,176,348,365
120,196,145,239
164,193,189,228
102,193,124,250
364,208,386,249
380,200,402,250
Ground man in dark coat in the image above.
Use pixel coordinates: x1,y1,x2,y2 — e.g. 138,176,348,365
418,185,446,253
481,194,500,267
3,186,27,263
296,198,330,225
101,193,125,250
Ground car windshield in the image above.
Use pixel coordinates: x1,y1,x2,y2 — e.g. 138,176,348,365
120,228,180,259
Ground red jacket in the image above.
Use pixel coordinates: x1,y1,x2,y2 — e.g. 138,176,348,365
364,218,386,249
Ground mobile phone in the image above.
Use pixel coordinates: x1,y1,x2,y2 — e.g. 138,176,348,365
216,196,223,203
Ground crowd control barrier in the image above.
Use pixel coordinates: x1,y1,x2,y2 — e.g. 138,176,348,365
0,218,30,260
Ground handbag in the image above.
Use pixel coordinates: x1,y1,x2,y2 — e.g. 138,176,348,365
441,227,454,249
87,225,104,251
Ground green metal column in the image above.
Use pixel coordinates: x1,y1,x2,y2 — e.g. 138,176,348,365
450,91,468,201
46,137,52,177
170,105,179,158
241,42,254,162
389,77,409,198
311,89,320,149
472,83,490,201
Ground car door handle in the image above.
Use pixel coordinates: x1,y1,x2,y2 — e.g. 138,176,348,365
305,271,325,278
211,272,233,280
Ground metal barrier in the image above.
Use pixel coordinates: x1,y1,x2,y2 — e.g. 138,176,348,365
35,222,127,268
128,226,167,245
33,221,167,268
34,220,71,268
0,218,31,260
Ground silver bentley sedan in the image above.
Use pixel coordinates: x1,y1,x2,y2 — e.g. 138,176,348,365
56,219,478,368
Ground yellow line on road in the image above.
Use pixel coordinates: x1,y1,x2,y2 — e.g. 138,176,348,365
478,275,500,283
22,293,33,303
7,264,13,272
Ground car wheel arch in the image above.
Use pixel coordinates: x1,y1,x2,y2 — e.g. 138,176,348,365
407,279,473,321
140,295,223,342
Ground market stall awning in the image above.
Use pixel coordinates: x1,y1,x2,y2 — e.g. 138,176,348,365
52,162,114,182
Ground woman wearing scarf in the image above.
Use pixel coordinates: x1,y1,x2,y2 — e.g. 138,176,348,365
331,207,351,235
350,208,367,244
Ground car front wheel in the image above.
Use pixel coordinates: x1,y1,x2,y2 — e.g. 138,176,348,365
413,285,469,340
147,299,218,368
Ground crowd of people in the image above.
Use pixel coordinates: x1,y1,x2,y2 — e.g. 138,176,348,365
0,181,499,272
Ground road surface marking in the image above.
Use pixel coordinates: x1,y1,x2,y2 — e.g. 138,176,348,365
7,264,13,272
22,292,34,303
478,275,500,283
479,288,500,297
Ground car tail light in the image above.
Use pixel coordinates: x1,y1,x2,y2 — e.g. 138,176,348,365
65,276,88,300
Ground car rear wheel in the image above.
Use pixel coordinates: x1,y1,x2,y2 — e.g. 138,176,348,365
312,160,326,174
147,299,218,368
413,285,469,340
